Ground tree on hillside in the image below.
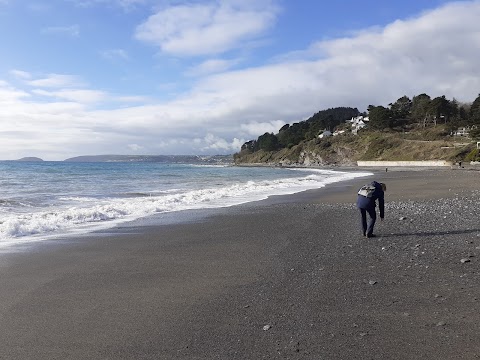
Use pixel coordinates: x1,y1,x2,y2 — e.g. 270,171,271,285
428,96,452,125
275,107,359,147
389,95,412,119
276,124,292,147
469,93,480,125
459,105,469,123
305,115,335,140
304,107,359,139
469,128,480,140
256,132,280,151
368,105,393,129
279,124,290,132
241,140,256,152
410,93,432,126
277,122,308,148
449,98,460,120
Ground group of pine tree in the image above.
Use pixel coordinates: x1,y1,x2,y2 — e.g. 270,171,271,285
238,93,480,154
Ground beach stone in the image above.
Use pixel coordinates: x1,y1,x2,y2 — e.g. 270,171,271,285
436,321,447,327
399,216,407,221
263,325,272,331
460,258,471,263
368,280,377,285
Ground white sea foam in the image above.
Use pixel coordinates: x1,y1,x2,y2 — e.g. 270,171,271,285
0,169,372,246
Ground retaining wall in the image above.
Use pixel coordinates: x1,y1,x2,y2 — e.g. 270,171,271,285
357,160,453,167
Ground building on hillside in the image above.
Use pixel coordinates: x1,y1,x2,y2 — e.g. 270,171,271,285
453,127,470,136
333,129,346,136
318,130,332,139
347,116,369,135
452,125,479,136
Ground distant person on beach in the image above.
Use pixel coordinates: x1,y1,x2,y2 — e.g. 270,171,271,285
356,181,386,238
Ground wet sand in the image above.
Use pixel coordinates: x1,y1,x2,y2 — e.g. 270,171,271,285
0,168,479,359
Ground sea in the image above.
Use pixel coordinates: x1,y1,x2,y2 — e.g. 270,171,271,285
0,161,372,247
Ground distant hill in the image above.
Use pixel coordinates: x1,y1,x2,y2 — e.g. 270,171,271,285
64,154,233,164
16,157,44,162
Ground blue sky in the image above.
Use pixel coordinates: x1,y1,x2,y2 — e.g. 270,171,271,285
0,0,479,160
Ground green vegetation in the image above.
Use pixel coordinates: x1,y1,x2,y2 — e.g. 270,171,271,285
234,92,480,165
466,149,480,162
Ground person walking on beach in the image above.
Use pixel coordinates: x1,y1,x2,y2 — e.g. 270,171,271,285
356,181,386,238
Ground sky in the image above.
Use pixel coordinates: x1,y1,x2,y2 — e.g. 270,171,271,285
1,0,480,160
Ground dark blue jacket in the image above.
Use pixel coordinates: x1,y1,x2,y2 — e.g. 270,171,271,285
356,181,385,218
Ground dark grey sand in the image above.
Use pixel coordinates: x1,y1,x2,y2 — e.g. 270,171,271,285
0,168,479,359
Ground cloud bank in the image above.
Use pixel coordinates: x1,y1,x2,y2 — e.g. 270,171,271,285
135,0,280,56
2,1,480,160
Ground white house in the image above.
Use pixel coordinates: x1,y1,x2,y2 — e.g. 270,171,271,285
318,130,332,138
453,127,469,136
348,116,369,135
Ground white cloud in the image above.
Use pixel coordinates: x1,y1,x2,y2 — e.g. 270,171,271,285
135,0,280,56
2,2,480,160
240,120,286,137
185,58,240,76
116,95,151,103
201,133,245,152
117,0,147,9
28,74,84,88
32,89,107,103
41,25,80,37
0,83,30,103
128,143,144,151
10,69,31,79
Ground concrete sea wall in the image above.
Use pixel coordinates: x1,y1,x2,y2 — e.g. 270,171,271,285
357,160,453,167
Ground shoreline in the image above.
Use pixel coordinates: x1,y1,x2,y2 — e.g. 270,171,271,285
0,166,374,251
0,169,479,359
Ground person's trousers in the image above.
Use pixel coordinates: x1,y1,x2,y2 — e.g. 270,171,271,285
359,207,376,236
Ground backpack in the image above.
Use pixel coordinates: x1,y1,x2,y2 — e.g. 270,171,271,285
358,184,376,198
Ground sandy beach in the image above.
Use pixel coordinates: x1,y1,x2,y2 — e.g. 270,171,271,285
0,168,479,359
